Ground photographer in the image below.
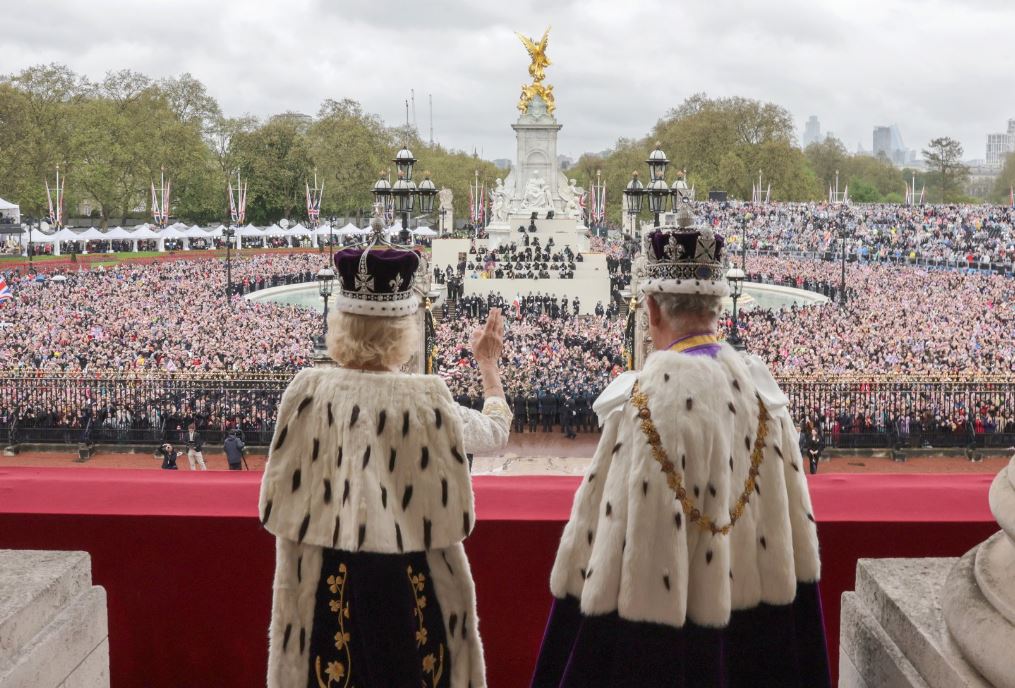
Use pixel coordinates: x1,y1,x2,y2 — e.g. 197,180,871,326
158,443,179,470
223,428,246,471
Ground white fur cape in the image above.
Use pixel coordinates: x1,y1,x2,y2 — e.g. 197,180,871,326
550,345,821,629
260,368,506,688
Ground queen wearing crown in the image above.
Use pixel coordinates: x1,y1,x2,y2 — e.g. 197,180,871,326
531,209,830,687
260,221,511,688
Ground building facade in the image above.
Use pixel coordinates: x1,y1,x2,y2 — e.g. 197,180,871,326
985,119,1015,168
803,116,821,147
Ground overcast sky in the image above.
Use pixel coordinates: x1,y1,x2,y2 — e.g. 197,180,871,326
5,0,1015,163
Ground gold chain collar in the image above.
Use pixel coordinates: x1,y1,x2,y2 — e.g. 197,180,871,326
630,380,770,536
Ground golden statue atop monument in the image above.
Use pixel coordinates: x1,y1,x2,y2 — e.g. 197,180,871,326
516,26,555,116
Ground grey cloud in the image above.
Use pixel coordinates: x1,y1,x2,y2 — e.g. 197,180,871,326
2,0,1013,162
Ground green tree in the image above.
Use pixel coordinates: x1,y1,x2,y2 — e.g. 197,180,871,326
991,153,1015,205
804,137,848,192
230,118,313,223
922,137,969,203
308,99,392,217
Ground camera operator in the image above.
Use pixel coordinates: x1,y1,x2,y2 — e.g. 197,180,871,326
223,428,246,471
158,443,179,470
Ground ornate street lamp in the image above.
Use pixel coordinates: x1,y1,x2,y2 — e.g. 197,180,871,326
646,143,669,181
372,172,392,215
315,267,335,349
726,267,746,351
623,171,645,215
371,151,440,244
417,172,437,215
394,147,416,181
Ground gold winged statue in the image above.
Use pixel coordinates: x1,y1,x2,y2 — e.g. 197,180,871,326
516,27,556,116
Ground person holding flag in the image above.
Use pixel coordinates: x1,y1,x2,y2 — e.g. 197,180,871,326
0,274,14,305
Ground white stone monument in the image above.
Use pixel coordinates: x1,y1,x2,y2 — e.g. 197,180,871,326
438,187,453,234
840,452,1015,688
0,550,110,687
427,28,608,313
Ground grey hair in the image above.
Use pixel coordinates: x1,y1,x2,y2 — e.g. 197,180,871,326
649,292,723,323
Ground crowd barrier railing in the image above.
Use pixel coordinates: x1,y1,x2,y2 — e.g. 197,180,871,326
3,371,1014,450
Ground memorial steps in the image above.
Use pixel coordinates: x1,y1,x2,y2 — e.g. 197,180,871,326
431,217,611,315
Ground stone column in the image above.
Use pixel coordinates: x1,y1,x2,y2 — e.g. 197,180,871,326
942,453,1015,688
0,550,109,687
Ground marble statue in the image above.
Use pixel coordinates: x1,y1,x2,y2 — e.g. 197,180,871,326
559,178,583,218
438,187,453,233
521,171,553,212
438,186,453,213
491,179,510,223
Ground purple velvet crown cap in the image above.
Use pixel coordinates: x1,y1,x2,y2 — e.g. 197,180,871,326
646,228,725,264
334,247,420,294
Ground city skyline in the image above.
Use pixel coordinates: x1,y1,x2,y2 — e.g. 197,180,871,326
2,0,1014,164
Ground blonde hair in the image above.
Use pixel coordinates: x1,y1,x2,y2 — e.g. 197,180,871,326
326,311,419,369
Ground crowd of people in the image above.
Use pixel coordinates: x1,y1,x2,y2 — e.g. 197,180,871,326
3,199,1015,449
434,234,583,281
0,254,323,444
433,306,625,439
696,201,1015,267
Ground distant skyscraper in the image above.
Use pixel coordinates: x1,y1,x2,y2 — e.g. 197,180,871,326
803,116,821,147
873,125,909,166
985,118,1015,167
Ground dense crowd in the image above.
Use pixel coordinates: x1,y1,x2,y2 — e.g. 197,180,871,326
434,306,625,438
434,234,583,281
696,201,1015,266
1,254,323,373
0,254,323,444
3,200,1015,448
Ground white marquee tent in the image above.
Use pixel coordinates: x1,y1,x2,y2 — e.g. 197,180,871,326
0,197,19,224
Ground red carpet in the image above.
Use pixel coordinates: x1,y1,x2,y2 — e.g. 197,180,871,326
0,468,998,687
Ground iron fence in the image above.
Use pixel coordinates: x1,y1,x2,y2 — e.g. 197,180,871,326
2,371,1013,449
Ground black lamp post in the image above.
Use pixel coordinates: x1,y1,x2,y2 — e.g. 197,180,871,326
372,149,439,245
223,225,236,306
327,216,337,262
24,215,35,265
623,172,645,236
372,172,392,224
315,267,335,350
624,144,695,233
741,216,748,271
839,221,848,306
646,144,670,227
726,266,746,351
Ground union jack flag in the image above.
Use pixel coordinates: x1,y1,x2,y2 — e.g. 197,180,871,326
0,275,13,304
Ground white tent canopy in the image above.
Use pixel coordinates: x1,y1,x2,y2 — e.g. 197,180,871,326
237,224,263,237
205,225,226,238
129,227,161,240
78,227,107,241
158,226,188,239
51,228,82,242
105,227,135,239
0,197,19,224
289,223,312,236
184,225,211,238
338,223,369,236
31,231,59,243
412,226,437,237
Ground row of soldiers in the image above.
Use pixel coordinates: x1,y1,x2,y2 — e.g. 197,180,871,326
453,390,600,438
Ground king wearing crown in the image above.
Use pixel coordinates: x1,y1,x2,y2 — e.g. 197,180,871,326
530,207,830,687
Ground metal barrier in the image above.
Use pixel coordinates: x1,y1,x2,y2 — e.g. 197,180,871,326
3,372,1013,449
